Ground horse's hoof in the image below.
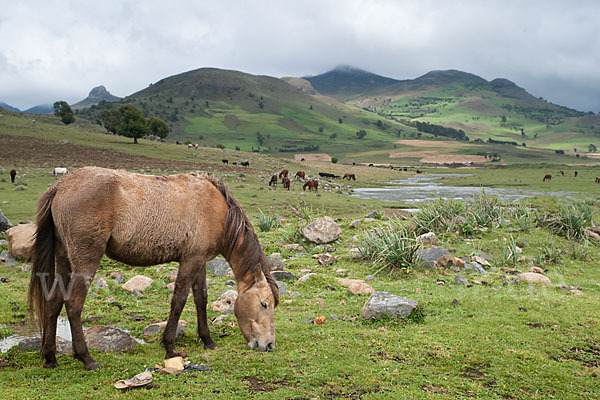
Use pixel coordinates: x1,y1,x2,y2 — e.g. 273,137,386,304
204,341,218,350
43,362,58,369
166,349,188,359
85,362,101,371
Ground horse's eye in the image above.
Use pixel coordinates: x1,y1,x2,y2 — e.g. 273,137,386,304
261,301,268,309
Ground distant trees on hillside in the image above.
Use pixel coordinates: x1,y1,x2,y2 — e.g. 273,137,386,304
53,101,74,125
356,129,367,139
415,121,468,141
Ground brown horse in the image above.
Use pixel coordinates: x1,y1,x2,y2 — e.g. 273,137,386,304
269,175,278,186
282,177,290,190
279,169,288,178
303,180,318,192
28,167,279,370
543,174,552,182
558,170,564,176
596,176,600,183
343,173,356,181
295,171,305,179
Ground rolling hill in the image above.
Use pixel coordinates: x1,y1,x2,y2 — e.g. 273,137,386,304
306,67,600,150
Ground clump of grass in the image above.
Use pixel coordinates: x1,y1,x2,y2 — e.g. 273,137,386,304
256,209,280,232
360,219,420,273
468,191,506,228
0,326,13,340
510,204,534,231
536,240,561,264
411,198,465,234
537,202,592,240
500,235,519,268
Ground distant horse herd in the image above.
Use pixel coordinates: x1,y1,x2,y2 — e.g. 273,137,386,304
542,170,598,183
265,168,358,193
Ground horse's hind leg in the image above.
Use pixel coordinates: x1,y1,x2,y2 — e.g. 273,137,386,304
163,258,201,358
64,254,102,370
41,244,70,368
191,264,216,349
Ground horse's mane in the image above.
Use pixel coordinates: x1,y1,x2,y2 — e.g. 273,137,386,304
205,174,279,307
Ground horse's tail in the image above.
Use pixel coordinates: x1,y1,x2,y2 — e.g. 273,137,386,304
28,186,58,331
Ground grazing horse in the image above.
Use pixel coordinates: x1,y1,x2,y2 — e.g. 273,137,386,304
53,167,67,178
558,170,564,176
303,180,318,192
28,167,279,370
343,173,356,181
240,161,250,167
574,171,578,177
279,169,288,178
222,159,228,165
282,177,290,190
268,175,278,186
543,174,552,182
596,176,600,183
295,171,305,179
10,169,16,183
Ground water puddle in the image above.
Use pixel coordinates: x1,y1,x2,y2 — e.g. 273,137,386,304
0,318,145,353
352,174,579,204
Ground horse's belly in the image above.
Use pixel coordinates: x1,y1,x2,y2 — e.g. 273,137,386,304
105,237,183,266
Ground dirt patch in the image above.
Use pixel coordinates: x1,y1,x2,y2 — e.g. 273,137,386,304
243,377,275,392
419,154,489,164
294,153,332,162
394,139,473,148
0,134,230,172
389,151,435,158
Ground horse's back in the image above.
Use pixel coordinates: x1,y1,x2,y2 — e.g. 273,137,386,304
50,167,227,265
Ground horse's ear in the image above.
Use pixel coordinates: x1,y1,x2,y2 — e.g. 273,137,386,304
253,264,266,284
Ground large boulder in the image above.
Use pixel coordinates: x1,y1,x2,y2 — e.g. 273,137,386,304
519,272,551,285
84,326,136,352
416,246,450,269
6,223,36,260
210,290,238,313
360,292,419,320
0,209,12,232
207,258,231,277
303,217,341,244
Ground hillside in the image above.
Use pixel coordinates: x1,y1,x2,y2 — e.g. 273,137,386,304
0,102,20,112
75,67,423,158
307,68,600,151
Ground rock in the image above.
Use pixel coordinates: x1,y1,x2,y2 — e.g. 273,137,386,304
417,232,438,245
472,255,491,267
276,281,288,296
336,277,365,287
570,289,584,296
530,266,544,274
163,356,185,375
416,246,450,269
519,272,551,285
269,252,282,260
455,273,469,286
84,326,136,352
435,254,464,269
585,229,600,240
294,273,316,286
365,275,375,281
210,290,238,313
348,248,363,259
266,256,285,271
108,271,125,284
18,336,73,354
94,278,108,289
166,282,175,291
132,289,144,297
348,219,361,228
6,223,36,260
0,209,12,232
316,253,336,265
272,271,295,281
363,218,376,223
452,257,465,269
302,217,341,244
225,279,235,286
0,249,17,266
212,314,230,325
360,292,419,320
207,258,231,277
143,320,186,340
366,211,378,218
122,275,153,293
347,282,374,295
314,316,326,324
464,262,487,274
282,244,304,251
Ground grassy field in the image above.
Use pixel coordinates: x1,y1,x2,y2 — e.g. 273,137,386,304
1,112,600,399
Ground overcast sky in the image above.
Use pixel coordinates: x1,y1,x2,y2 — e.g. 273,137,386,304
1,0,599,112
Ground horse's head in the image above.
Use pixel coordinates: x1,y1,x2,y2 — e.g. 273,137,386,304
234,267,277,352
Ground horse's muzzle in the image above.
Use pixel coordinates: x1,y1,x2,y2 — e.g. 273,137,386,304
248,341,275,352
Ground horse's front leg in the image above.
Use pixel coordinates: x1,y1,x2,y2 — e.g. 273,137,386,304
191,264,217,349
163,259,198,359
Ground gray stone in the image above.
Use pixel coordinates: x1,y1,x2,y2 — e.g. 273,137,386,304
365,275,375,281
18,336,73,354
225,279,235,286
207,258,231,277
94,278,108,289
0,250,17,266
360,292,418,320
132,289,144,297
266,256,285,272
0,209,12,232
416,246,450,269
455,273,469,286
366,211,378,218
348,219,361,228
276,281,287,296
272,271,295,281
84,326,136,352
464,262,487,274
417,232,438,245
303,217,341,244
143,321,186,340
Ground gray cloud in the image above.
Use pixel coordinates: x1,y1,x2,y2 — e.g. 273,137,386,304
1,0,599,112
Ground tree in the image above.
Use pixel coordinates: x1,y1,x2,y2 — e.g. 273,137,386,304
118,104,147,144
148,117,170,139
100,108,121,134
53,101,75,125
355,129,367,139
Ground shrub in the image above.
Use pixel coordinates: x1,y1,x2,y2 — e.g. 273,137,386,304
256,209,280,232
331,157,338,164
411,199,465,235
360,219,421,273
538,202,592,240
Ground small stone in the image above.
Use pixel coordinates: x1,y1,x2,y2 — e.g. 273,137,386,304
347,282,374,295
363,218,376,223
417,232,438,245
317,253,335,265
314,316,326,324
95,278,108,289
294,273,316,286
272,271,295,281
570,289,584,296
132,289,144,297
519,272,551,285
365,275,375,281
530,266,544,274
282,244,304,251
455,273,469,286
143,320,186,339
225,279,235,286
212,314,230,325
269,252,282,260
360,292,419,320
207,258,231,277
472,256,491,267
166,282,175,291
122,275,153,293
85,326,136,352
163,270,178,282
276,281,288,296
